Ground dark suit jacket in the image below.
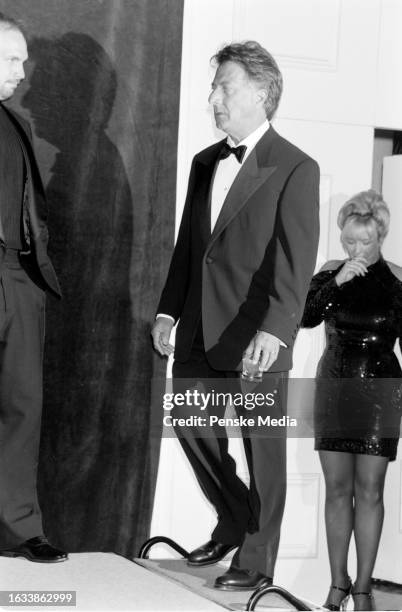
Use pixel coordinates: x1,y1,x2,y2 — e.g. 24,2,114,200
1,104,61,298
158,126,320,371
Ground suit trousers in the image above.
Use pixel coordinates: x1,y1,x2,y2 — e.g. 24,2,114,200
172,324,287,578
0,249,45,548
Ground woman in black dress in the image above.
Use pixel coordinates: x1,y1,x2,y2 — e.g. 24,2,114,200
302,190,402,611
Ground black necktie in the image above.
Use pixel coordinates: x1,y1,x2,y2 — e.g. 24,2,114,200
219,142,247,163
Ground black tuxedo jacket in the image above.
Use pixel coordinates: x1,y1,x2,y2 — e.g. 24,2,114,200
158,126,320,371
1,104,61,298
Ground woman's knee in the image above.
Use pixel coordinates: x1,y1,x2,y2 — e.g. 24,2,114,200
320,451,354,502
324,476,354,502
354,475,385,505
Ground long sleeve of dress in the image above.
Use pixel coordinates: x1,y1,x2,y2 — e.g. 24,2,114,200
301,269,340,329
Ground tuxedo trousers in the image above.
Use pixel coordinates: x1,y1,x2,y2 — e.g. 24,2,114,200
172,324,287,578
0,249,45,548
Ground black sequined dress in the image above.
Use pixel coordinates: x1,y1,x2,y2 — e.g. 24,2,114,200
302,257,402,460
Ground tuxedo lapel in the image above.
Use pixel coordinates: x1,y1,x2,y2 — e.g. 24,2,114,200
3,108,38,237
195,141,223,244
2,106,35,159
1,106,44,189
5,106,30,137
194,162,214,244
1,106,35,180
1,105,47,240
208,129,277,247
0,105,61,296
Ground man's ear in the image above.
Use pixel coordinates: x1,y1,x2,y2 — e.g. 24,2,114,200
256,88,268,107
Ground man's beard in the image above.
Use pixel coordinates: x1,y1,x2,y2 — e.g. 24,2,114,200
0,82,18,100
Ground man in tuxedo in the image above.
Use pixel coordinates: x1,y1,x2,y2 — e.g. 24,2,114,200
152,41,319,589
0,14,67,562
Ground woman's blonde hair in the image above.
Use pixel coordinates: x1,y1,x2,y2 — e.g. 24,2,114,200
337,189,390,241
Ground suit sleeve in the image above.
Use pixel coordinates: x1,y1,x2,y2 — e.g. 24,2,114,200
258,158,320,345
156,159,196,322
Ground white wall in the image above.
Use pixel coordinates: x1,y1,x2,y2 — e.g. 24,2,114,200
151,0,402,601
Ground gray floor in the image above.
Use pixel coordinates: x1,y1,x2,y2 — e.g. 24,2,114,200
0,553,224,611
4,552,400,611
370,582,402,612
135,558,321,611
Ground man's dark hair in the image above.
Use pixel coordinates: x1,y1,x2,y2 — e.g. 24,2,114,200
211,40,283,120
0,12,25,36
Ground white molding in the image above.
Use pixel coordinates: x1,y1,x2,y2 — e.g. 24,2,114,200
399,460,402,534
232,0,341,72
318,174,333,264
306,173,332,371
175,0,196,238
279,473,320,558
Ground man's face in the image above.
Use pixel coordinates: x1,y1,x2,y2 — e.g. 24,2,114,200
208,61,265,142
0,28,28,101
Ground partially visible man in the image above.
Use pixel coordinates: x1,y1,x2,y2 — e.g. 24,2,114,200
152,41,319,588
0,13,67,562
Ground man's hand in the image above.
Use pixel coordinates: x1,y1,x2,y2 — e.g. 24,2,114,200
335,257,368,286
151,316,174,356
244,330,281,372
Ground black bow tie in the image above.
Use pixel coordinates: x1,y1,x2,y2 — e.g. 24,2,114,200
219,143,247,163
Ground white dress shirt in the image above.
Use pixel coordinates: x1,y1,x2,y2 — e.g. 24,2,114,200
210,119,270,231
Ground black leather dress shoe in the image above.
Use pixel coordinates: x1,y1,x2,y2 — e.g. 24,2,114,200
187,540,237,566
214,567,272,590
0,536,68,563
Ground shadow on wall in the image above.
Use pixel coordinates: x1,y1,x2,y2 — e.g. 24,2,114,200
21,32,141,552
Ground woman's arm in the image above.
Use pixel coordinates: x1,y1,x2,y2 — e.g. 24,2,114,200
301,260,343,328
